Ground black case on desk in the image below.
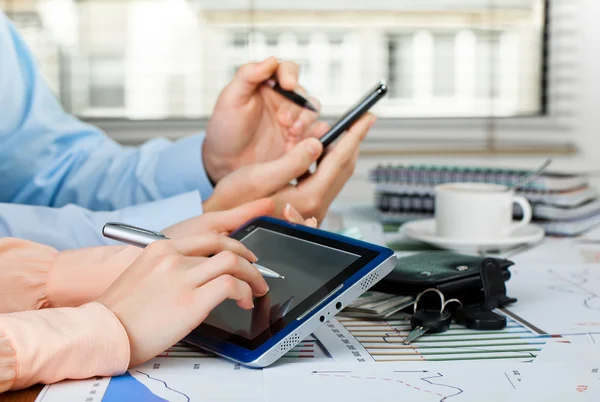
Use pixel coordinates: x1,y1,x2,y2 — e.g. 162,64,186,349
373,251,514,306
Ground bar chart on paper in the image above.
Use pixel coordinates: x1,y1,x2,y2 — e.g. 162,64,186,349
314,315,549,363
158,335,330,360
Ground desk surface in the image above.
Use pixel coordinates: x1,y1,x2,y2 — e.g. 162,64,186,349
2,384,43,402
6,199,600,401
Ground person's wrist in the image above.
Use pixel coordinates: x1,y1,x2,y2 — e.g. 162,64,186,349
202,194,219,213
202,140,234,184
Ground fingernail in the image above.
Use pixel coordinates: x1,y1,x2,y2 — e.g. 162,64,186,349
292,120,303,133
286,203,304,221
251,253,259,262
311,217,318,226
305,141,320,158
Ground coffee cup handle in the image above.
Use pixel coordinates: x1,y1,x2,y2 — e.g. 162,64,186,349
512,195,532,229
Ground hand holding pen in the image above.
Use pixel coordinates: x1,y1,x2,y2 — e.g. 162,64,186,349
264,77,318,112
103,223,285,279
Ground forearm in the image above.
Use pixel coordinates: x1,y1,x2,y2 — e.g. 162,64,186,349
0,237,139,314
0,191,203,250
0,14,213,210
0,302,129,392
47,244,141,308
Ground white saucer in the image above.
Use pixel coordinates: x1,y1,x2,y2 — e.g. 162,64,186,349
400,219,545,253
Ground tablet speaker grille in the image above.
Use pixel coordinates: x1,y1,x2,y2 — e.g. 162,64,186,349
277,332,301,356
359,271,380,291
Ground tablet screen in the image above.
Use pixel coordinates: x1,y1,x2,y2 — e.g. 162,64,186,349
195,219,377,350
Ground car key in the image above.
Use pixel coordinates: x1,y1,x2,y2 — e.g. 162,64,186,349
403,288,460,345
404,309,452,345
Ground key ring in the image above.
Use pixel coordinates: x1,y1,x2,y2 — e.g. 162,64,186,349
413,288,463,313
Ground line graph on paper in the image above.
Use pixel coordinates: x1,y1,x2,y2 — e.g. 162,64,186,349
547,268,600,312
35,337,333,402
505,264,600,335
263,363,519,402
309,370,464,401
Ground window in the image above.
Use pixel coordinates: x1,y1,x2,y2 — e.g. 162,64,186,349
88,55,125,109
475,31,502,99
232,32,249,49
433,33,456,97
1,0,546,119
387,34,414,99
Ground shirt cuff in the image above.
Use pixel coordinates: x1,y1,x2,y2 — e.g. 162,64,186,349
0,330,17,393
0,302,130,390
116,190,204,234
0,238,57,314
154,134,215,202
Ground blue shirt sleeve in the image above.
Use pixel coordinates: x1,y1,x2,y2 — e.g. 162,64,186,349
0,191,203,250
0,12,214,211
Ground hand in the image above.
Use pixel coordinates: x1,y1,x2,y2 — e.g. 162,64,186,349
97,236,269,367
203,113,377,222
203,57,329,183
164,198,317,239
163,198,276,238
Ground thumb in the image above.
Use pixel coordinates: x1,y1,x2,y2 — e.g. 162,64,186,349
202,198,276,233
250,137,323,195
223,57,279,102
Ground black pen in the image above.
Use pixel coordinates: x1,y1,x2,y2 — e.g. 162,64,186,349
265,78,318,112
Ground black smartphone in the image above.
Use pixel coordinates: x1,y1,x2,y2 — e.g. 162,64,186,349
320,80,388,148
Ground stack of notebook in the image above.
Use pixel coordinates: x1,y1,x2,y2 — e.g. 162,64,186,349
370,164,600,236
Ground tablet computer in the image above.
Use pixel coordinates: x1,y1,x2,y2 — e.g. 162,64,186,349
183,216,397,368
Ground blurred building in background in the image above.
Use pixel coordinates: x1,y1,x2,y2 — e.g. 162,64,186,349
1,0,545,119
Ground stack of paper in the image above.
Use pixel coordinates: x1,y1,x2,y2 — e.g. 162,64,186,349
339,291,414,318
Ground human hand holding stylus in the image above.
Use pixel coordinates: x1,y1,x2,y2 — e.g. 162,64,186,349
102,223,285,279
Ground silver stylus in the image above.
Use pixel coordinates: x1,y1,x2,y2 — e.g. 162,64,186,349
102,222,285,279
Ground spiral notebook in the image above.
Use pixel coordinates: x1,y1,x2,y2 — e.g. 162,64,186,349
370,164,589,192
369,164,600,236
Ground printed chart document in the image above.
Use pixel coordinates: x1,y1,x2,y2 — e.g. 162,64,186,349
37,357,264,402
36,339,330,402
263,362,521,402
505,263,600,334
515,343,600,401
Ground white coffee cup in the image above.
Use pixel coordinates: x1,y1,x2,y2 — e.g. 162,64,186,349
435,183,532,239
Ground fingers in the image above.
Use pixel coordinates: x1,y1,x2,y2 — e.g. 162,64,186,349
194,274,255,311
245,138,323,197
305,217,318,228
224,57,280,102
283,203,305,224
306,113,376,195
275,61,300,90
276,95,320,139
306,121,331,140
201,198,276,233
283,203,318,228
162,234,258,262
190,250,269,297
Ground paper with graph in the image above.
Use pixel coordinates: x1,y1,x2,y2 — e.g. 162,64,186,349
504,263,600,334
263,362,521,402
514,343,600,401
36,247,600,401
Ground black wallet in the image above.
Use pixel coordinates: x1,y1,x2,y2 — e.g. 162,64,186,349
373,251,515,307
